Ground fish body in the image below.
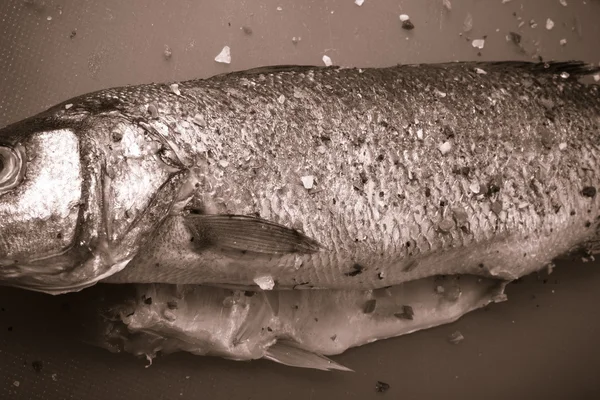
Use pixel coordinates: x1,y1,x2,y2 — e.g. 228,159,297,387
89,275,506,371
0,61,599,293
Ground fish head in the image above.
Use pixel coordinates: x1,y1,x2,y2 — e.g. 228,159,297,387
0,109,188,294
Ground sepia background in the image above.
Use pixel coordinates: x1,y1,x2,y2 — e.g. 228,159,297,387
1,0,599,399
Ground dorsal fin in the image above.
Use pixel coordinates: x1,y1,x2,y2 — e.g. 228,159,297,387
470,60,600,77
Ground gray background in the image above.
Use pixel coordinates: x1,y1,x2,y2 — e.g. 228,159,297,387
1,0,600,399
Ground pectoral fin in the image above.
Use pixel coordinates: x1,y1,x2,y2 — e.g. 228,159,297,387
265,340,353,372
184,214,322,255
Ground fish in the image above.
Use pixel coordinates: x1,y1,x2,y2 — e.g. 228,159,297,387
0,61,599,294
84,275,507,371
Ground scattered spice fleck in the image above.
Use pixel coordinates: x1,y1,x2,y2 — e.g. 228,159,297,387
581,186,596,198
13,381,20,387
436,285,445,294
559,38,567,46
401,19,415,30
345,263,365,277
507,31,522,45
560,0,567,6
491,200,503,215
292,36,301,44
560,71,570,79
416,128,424,140
219,159,229,168
394,305,414,320
147,104,158,119
363,299,377,314
215,46,231,64
51,374,57,381
529,19,537,28
241,26,253,35
448,330,464,344
69,30,77,39
32,361,43,373
375,381,390,393
167,301,178,309
301,175,314,189
322,55,333,66
594,74,600,82
277,94,286,104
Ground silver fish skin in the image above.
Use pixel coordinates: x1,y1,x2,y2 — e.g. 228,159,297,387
87,275,506,371
0,61,599,293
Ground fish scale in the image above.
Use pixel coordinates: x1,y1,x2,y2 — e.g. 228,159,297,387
0,62,599,293
98,62,600,290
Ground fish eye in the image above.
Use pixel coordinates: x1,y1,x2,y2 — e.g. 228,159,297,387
0,145,25,196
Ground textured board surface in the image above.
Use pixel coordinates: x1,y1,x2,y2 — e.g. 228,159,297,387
1,0,600,399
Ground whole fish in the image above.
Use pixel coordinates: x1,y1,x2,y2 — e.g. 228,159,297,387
0,61,599,294
86,275,506,371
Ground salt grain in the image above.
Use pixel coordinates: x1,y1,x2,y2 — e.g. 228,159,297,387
546,18,554,30
322,55,333,66
416,128,424,140
443,0,452,11
470,182,481,194
215,46,231,64
559,38,567,46
475,68,487,74
301,175,314,189
399,14,410,22
170,84,181,96
355,0,364,6
472,39,485,49
560,0,567,6
65,103,73,109
593,74,600,82
439,141,452,155
559,142,567,150
254,276,275,290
